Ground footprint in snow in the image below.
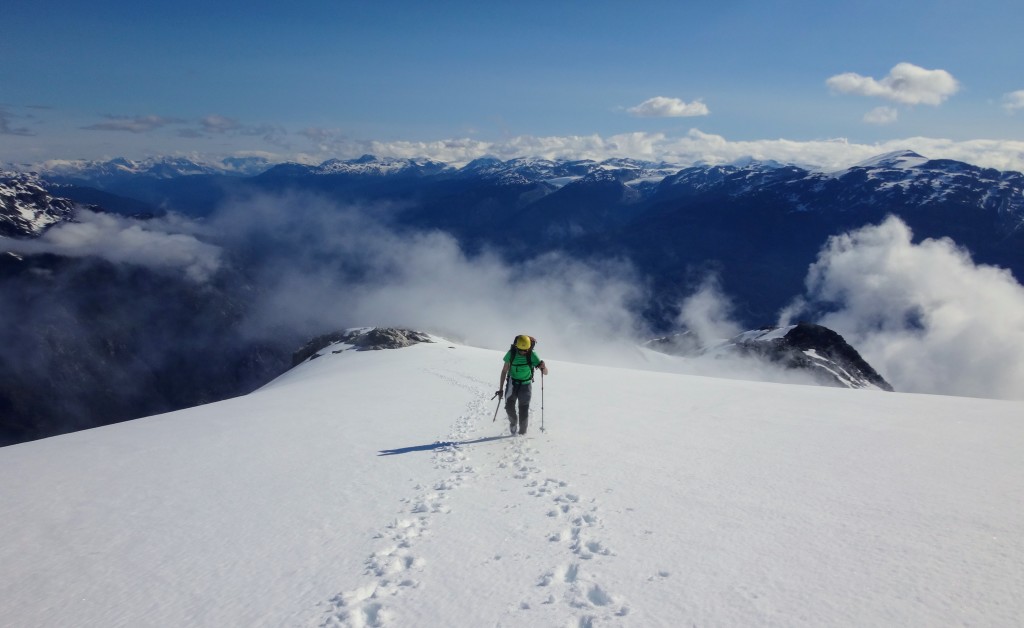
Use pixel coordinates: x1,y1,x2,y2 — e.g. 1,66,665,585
320,385,488,627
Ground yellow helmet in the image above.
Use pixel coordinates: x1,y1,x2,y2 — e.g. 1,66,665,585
515,335,532,351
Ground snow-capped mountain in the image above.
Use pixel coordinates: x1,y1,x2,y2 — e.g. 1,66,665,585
456,157,680,188
847,149,931,170
17,155,271,187
2,331,1021,627
261,154,452,179
31,156,221,180
0,171,77,237
660,160,807,197
654,149,1024,230
823,150,1024,232
593,150,1024,324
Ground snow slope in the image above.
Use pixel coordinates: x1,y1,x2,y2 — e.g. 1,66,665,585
1,337,1022,627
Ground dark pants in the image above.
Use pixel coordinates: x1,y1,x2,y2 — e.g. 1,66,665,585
504,380,532,434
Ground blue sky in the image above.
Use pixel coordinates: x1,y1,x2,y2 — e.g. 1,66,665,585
3,0,1024,168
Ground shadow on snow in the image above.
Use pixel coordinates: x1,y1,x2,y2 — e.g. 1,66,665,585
378,434,512,456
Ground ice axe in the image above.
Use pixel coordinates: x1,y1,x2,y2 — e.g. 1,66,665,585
540,372,546,433
491,389,502,422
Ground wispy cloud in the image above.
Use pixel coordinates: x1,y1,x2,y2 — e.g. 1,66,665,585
627,96,709,118
173,116,289,147
91,113,291,149
82,114,184,133
201,114,243,134
827,62,960,106
0,110,34,136
1002,90,1024,113
242,123,290,148
863,106,898,125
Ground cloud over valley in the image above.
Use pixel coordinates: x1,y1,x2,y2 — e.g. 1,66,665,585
783,216,1024,401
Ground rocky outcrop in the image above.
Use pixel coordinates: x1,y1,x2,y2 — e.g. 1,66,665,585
648,322,893,391
292,328,433,366
722,323,893,391
0,172,76,237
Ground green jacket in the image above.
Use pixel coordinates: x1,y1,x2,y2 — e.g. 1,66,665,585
504,349,542,383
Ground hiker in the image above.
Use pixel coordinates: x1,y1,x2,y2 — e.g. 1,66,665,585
498,335,548,435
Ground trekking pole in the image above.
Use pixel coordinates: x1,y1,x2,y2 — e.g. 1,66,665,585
491,389,502,422
540,372,546,433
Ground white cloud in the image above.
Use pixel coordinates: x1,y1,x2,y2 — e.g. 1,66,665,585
1002,90,1024,113
783,216,1024,400
676,275,742,346
627,97,710,118
863,106,898,125
827,62,960,106
212,194,835,384
1,210,221,282
211,193,650,360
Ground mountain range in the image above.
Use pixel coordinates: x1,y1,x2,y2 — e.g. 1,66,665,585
11,149,1024,324
2,150,1022,444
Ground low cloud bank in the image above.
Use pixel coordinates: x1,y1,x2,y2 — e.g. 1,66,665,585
8,195,1022,402
210,193,650,362
2,210,221,282
209,194,849,386
782,216,1024,400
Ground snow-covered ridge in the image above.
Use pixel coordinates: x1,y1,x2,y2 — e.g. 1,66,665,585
654,150,1024,229
2,335,1021,627
12,156,272,181
315,155,451,177
17,151,1024,220
848,149,930,170
0,171,77,237
257,155,683,188
457,156,681,188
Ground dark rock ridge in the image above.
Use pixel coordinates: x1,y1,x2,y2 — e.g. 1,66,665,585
649,322,893,391
723,323,893,391
293,328,433,366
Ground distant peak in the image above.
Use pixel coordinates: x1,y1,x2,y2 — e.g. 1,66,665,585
728,156,788,169
852,150,928,170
